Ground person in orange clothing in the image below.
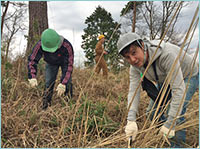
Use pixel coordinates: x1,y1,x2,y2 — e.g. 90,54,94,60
95,35,108,77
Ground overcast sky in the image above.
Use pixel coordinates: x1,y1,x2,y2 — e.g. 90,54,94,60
13,1,199,67
47,1,128,67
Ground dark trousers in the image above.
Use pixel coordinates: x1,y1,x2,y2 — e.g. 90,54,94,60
43,63,73,103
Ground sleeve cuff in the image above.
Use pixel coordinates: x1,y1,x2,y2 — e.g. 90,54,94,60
164,115,176,130
127,110,137,121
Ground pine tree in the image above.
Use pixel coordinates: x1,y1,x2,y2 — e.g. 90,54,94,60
81,5,121,70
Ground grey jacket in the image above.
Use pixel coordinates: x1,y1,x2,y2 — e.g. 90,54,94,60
127,40,199,122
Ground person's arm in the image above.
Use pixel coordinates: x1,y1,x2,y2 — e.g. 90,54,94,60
125,66,141,141
27,40,43,79
127,66,142,121
160,53,185,127
61,40,74,85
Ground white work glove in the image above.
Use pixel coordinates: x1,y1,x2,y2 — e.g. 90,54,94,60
28,78,38,87
160,116,176,138
160,125,175,138
125,120,138,141
56,83,66,96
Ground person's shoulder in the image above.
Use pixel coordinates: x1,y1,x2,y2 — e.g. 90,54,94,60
148,40,166,50
36,39,42,45
63,38,73,47
159,47,177,64
162,41,180,56
95,41,101,47
96,40,101,45
33,40,42,50
63,38,70,43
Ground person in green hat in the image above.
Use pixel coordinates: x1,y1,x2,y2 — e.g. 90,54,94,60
27,28,74,110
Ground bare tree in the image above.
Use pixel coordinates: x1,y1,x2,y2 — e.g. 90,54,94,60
26,1,48,56
121,1,188,44
1,1,10,38
140,2,159,40
120,1,144,34
1,2,27,63
132,1,136,32
139,1,186,41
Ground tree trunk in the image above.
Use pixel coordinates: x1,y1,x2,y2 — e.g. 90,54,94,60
132,1,136,32
1,1,10,38
26,1,48,56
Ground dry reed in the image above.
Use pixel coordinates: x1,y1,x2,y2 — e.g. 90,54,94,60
1,64,199,148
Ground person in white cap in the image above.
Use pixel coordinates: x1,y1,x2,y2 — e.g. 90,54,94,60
27,28,74,110
117,32,199,147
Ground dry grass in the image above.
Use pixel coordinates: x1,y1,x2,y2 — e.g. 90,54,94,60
1,61,199,148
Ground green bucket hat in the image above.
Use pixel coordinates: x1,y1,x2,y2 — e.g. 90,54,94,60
41,29,61,53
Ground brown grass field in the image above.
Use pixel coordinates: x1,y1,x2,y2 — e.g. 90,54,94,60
1,61,199,148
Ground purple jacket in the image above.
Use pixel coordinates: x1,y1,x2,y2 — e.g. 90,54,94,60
28,38,74,85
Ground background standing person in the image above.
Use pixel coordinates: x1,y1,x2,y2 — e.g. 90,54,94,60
117,32,199,147
95,34,108,77
27,28,74,110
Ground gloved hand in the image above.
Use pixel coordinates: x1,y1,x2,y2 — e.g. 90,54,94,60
125,120,138,141
56,83,66,96
28,78,38,87
160,125,175,138
160,116,176,138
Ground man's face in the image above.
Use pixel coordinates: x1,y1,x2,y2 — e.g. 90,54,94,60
123,44,144,68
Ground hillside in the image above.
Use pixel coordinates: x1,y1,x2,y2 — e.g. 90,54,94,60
1,63,199,148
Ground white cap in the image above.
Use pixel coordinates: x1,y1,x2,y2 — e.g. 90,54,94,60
117,32,141,54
